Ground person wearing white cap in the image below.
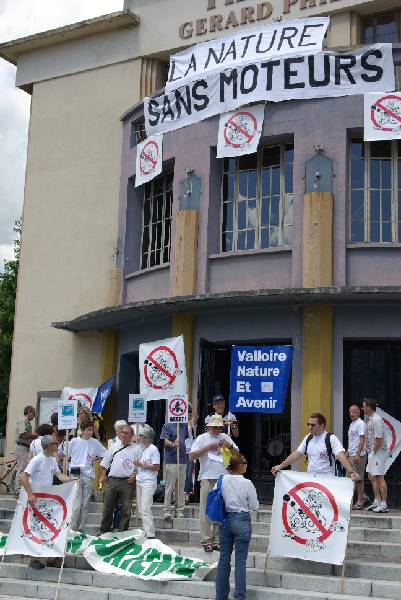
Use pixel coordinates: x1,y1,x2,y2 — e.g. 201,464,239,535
190,414,238,552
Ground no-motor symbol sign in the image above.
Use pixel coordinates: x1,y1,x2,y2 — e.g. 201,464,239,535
144,345,181,391
23,493,67,545
140,140,160,176
167,394,189,423
370,94,401,134
224,110,258,149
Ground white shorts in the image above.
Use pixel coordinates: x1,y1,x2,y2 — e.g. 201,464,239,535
366,449,387,476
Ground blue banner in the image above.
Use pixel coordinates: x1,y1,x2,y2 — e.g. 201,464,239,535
229,345,293,413
92,376,115,414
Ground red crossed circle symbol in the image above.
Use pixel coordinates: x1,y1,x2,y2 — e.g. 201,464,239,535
69,392,92,409
144,346,178,390
282,482,338,545
23,493,67,544
382,418,397,451
140,140,159,176
224,111,258,149
169,396,187,417
371,95,401,132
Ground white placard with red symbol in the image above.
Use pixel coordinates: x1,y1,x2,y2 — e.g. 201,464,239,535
139,335,187,401
167,394,189,424
61,387,97,410
268,470,353,565
364,93,401,141
135,135,163,187
217,105,265,158
377,407,401,473
6,482,77,557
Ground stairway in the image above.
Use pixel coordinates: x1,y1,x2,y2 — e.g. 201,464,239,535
0,495,401,600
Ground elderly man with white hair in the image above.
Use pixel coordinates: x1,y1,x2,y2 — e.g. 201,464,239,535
133,427,160,539
99,424,138,533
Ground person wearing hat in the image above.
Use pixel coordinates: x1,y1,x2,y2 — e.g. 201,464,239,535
20,435,77,569
190,414,239,552
133,426,160,539
204,395,239,439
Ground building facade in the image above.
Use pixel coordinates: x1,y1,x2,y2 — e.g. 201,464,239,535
2,0,401,502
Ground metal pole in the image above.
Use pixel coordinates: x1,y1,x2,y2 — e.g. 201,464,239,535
176,422,180,516
63,430,69,476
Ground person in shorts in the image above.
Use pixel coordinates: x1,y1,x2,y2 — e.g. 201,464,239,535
347,405,367,509
363,399,388,513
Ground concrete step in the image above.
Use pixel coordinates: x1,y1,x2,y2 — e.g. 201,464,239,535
0,563,397,600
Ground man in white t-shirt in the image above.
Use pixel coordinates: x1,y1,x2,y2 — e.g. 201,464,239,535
190,414,239,552
99,425,138,533
59,421,106,532
133,427,160,539
363,399,388,513
347,405,367,509
271,413,359,480
21,435,77,569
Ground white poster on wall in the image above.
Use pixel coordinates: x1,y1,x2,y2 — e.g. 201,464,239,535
364,92,401,140
217,104,265,158
145,44,395,137
139,335,187,401
135,135,163,187
166,17,330,90
268,470,354,565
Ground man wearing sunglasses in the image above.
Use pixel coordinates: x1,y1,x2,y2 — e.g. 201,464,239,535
271,413,359,481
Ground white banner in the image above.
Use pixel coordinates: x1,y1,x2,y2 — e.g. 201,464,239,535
139,335,187,401
217,104,265,158
128,394,147,423
268,471,354,565
167,394,189,424
167,17,330,91
364,92,401,141
61,386,98,410
145,44,395,137
376,407,401,473
135,134,163,187
6,482,77,557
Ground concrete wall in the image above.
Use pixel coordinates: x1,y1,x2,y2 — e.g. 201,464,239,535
6,58,142,452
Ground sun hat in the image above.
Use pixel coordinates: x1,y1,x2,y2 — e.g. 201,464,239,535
206,414,224,428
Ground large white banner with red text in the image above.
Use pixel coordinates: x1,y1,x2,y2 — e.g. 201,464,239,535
139,335,188,401
6,482,77,557
268,471,353,565
377,407,401,473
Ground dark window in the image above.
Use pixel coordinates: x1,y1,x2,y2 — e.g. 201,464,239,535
221,143,294,252
140,171,173,270
130,120,147,148
362,10,400,43
350,140,401,243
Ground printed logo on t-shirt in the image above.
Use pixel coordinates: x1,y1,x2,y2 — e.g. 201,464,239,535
320,451,328,460
87,453,94,465
123,458,133,471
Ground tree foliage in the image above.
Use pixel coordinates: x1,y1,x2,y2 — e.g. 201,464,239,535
0,219,21,434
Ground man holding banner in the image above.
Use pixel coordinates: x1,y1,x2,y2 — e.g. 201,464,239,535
20,435,77,568
363,399,388,513
271,413,359,480
160,420,188,520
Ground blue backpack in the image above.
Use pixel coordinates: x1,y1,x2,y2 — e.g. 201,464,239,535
206,475,226,527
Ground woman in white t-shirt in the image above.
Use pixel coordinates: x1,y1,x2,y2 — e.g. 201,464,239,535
133,427,160,539
215,451,259,600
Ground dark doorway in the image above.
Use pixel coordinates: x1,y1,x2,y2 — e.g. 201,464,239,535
198,338,292,502
343,340,401,507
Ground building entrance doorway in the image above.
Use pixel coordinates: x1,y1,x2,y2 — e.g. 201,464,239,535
343,340,401,508
198,338,292,502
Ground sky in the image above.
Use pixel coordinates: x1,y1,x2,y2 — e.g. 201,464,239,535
0,0,123,268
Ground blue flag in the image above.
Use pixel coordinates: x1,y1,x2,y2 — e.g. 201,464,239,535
229,345,293,414
92,376,114,413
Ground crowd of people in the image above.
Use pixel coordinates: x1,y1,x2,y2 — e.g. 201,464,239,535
13,395,390,598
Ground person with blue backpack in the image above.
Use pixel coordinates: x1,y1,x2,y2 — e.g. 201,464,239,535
212,451,259,600
271,412,360,481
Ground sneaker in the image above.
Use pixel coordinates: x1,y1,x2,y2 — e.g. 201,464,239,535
163,513,172,521
372,504,388,513
352,503,364,510
365,502,379,511
176,512,185,519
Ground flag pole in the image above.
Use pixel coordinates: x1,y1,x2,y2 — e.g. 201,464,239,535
63,430,70,475
54,481,78,600
135,423,139,527
340,498,353,595
176,422,180,517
